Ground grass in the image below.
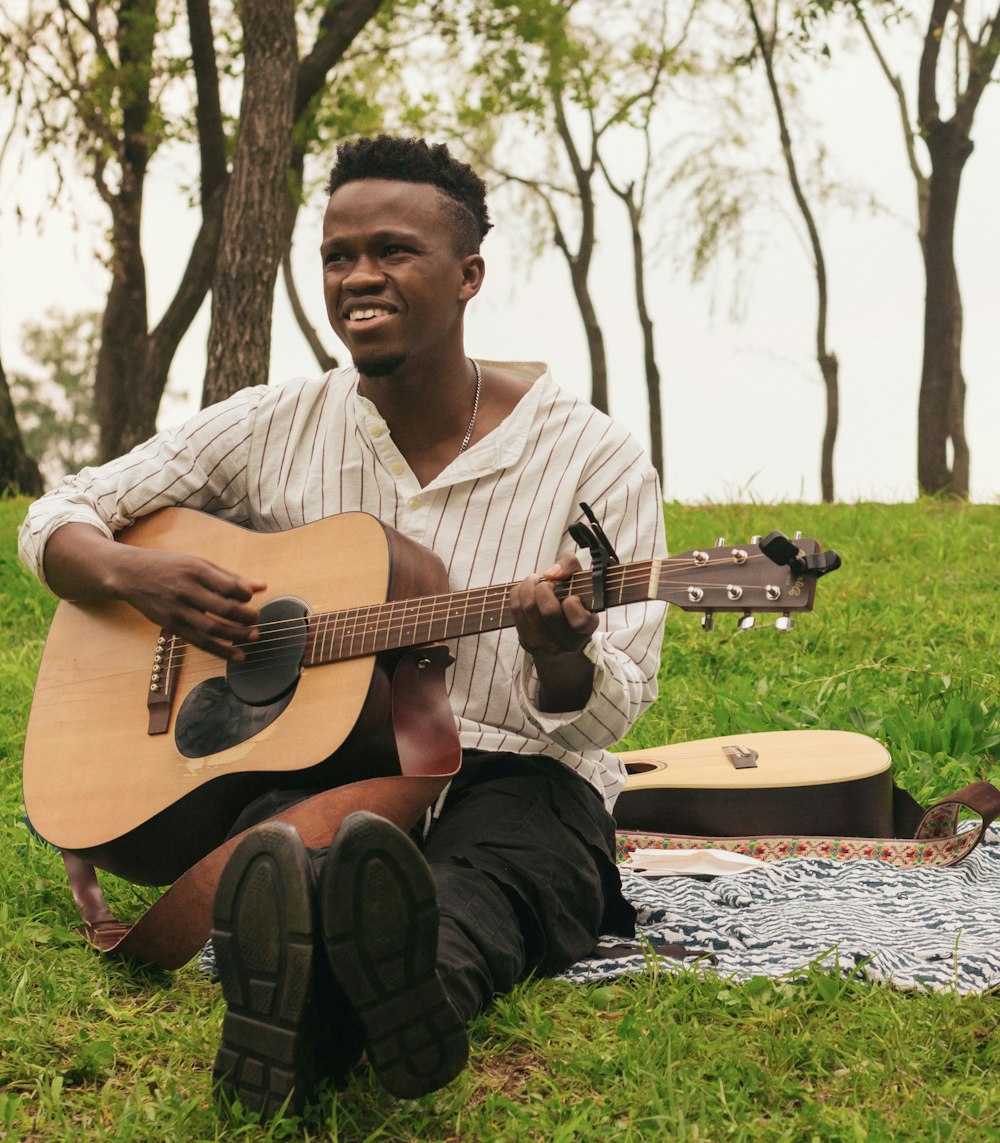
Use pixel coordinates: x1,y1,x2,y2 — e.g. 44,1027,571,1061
2,494,999,1141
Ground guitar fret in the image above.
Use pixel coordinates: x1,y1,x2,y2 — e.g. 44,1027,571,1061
477,587,490,633
319,611,334,665
363,604,380,655
396,598,420,648
423,596,439,644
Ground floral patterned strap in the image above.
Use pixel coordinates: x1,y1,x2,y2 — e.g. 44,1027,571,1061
616,781,1000,869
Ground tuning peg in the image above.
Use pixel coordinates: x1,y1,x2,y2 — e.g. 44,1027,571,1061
751,535,761,545
715,537,726,547
794,531,802,540
775,612,795,632
738,612,755,631
702,611,715,632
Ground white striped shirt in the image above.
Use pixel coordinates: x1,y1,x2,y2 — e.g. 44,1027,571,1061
19,362,668,808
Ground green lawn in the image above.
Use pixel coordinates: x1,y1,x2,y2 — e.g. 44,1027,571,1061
2,495,998,1141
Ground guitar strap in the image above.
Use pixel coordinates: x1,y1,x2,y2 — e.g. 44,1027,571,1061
67,646,461,970
615,780,1000,868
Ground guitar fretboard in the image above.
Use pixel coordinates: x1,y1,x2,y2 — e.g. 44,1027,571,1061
304,560,658,665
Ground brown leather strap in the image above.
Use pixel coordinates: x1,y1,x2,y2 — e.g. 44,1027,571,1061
84,775,449,969
913,781,1000,840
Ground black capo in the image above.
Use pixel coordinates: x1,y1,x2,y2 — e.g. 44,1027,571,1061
568,502,620,612
759,530,842,577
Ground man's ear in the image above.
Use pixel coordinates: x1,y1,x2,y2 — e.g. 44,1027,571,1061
458,254,486,302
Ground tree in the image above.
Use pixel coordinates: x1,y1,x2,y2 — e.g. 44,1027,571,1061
202,0,388,405
200,0,298,407
7,310,101,486
745,0,839,502
447,0,685,426
2,0,229,460
594,19,678,479
1,0,386,459
0,341,43,495
852,0,1000,497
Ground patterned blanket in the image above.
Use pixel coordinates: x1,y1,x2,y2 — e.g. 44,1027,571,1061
560,823,1000,994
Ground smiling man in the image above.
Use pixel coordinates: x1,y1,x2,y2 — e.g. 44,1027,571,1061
19,136,668,1119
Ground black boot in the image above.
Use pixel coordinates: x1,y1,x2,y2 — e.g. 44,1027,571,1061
318,811,469,1098
211,821,361,1118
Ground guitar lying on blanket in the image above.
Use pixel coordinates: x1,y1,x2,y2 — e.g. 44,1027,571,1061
614,730,893,840
22,508,840,885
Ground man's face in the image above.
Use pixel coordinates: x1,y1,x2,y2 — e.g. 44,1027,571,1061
321,179,484,378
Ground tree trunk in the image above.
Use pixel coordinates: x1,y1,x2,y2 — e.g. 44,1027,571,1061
201,0,387,405
92,0,227,459
0,351,44,495
201,0,298,406
912,0,1000,496
625,191,663,481
567,260,609,415
550,91,608,414
916,119,972,496
819,352,839,504
91,0,155,461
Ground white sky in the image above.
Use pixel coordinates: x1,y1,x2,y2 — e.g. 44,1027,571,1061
1,14,998,504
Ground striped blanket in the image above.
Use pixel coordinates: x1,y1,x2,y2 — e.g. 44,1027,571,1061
560,823,1000,994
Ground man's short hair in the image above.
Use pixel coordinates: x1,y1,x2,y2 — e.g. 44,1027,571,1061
325,135,493,255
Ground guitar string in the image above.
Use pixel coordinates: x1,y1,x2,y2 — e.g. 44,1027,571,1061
159,551,788,643
165,560,789,660
150,552,797,671
151,559,804,686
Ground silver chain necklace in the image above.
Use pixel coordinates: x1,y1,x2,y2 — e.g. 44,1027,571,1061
459,358,482,454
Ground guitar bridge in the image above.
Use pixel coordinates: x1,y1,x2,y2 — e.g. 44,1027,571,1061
147,631,182,735
722,744,759,770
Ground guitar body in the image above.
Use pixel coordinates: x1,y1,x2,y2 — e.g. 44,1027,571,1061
22,509,451,884
613,730,893,838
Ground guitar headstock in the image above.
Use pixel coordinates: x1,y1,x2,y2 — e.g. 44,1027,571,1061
660,532,840,631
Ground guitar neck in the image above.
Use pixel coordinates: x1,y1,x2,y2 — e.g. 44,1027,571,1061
301,534,832,666
305,561,656,666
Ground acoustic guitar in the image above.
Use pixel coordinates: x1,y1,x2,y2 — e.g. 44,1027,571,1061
614,730,893,838
22,508,839,884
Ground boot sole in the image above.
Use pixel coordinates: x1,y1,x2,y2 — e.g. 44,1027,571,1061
211,822,318,1119
319,812,468,1098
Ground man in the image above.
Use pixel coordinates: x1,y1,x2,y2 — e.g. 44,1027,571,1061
19,136,667,1117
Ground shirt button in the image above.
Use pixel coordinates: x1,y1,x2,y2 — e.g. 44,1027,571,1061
409,496,422,509
370,423,385,438
390,461,404,477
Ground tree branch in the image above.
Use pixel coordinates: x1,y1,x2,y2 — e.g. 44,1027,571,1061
955,1,1000,132
295,0,387,122
917,0,953,129
282,250,338,372
855,7,929,238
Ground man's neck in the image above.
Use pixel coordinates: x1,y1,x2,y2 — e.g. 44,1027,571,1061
358,352,479,486
358,359,539,488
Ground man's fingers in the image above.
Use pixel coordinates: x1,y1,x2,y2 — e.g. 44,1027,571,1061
561,594,599,634
167,608,259,660
510,572,597,656
121,551,268,660
541,552,583,581
192,566,265,618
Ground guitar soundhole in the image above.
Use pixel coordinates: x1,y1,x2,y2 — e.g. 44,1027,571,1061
227,596,310,706
624,761,660,775
174,677,295,758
